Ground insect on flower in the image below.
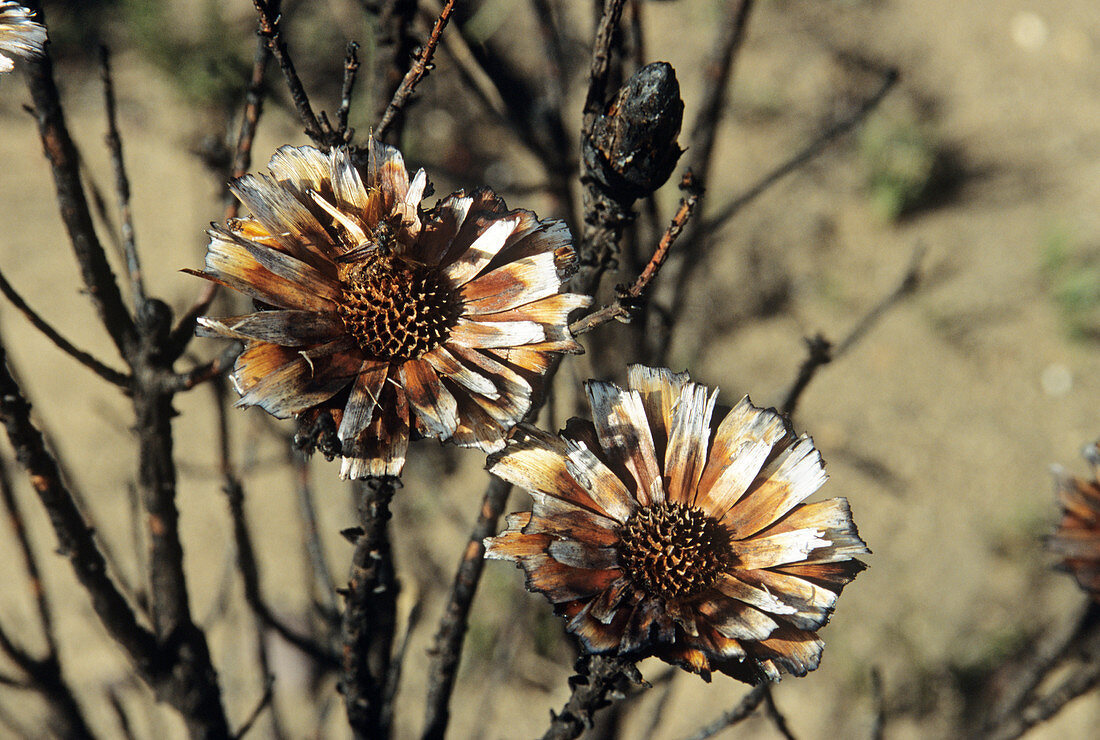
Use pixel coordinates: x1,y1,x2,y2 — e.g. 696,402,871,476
486,365,869,683
191,141,591,478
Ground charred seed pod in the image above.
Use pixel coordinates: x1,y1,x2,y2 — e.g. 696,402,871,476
585,61,685,202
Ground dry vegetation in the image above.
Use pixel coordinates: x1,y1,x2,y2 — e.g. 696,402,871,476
1,1,1100,738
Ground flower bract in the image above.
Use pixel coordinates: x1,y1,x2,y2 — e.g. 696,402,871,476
192,141,590,478
1049,443,1100,602
485,365,869,682
0,2,46,73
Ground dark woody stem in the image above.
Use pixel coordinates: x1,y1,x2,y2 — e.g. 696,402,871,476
342,476,400,739
542,654,641,740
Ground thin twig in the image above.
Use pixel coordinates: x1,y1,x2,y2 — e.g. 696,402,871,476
782,243,924,417
641,669,677,740
763,686,797,740
704,66,900,235
421,477,512,740
99,46,144,311
161,341,243,393
569,172,701,336
660,65,899,363
213,375,338,676
336,41,361,140
106,687,136,740
342,476,400,739
170,20,274,357
0,461,93,739
682,684,769,740
688,0,755,190
381,595,424,734
986,601,1100,731
252,0,324,142
0,267,129,387
292,446,338,617
23,20,137,360
375,0,457,140
988,657,1100,740
581,0,628,137
234,676,275,739
0,455,58,657
870,667,885,740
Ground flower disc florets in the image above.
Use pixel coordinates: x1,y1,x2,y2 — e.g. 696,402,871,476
336,251,462,361
618,503,731,601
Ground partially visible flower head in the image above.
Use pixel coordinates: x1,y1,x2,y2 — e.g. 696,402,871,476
0,2,46,73
1049,442,1100,601
485,365,869,683
192,141,590,478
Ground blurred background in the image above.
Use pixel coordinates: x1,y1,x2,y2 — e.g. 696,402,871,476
2,0,1100,737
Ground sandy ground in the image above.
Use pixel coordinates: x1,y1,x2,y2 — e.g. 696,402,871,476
3,0,1100,738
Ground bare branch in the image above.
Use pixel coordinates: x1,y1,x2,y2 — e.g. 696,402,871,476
581,0,628,137
161,341,242,394
0,454,58,658
22,6,137,359
687,0,756,188
342,476,400,738
337,42,361,140
291,446,338,616
375,0,458,141
99,46,144,311
422,476,512,740
171,20,275,358
0,338,157,677
570,172,701,336
682,684,768,740
234,676,275,739
763,686,797,740
0,266,130,387
542,654,641,740
251,0,325,143
703,66,900,235
988,656,1100,740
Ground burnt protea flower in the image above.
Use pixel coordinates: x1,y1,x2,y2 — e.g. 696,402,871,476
191,141,590,478
1049,443,1100,601
485,365,868,683
0,2,46,73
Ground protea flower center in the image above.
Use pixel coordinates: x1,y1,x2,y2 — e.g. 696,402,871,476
617,502,731,601
336,251,462,361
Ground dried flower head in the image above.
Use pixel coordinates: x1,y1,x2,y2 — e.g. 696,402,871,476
0,2,46,73
192,141,590,478
485,365,869,683
1049,442,1100,601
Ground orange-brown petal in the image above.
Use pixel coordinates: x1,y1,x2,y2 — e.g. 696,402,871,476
397,359,459,440
665,381,717,506
723,436,827,539
584,381,663,506
697,396,789,519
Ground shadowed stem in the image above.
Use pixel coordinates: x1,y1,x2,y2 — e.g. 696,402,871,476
781,244,924,418
421,476,512,739
0,457,93,739
682,684,768,740
342,476,400,739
